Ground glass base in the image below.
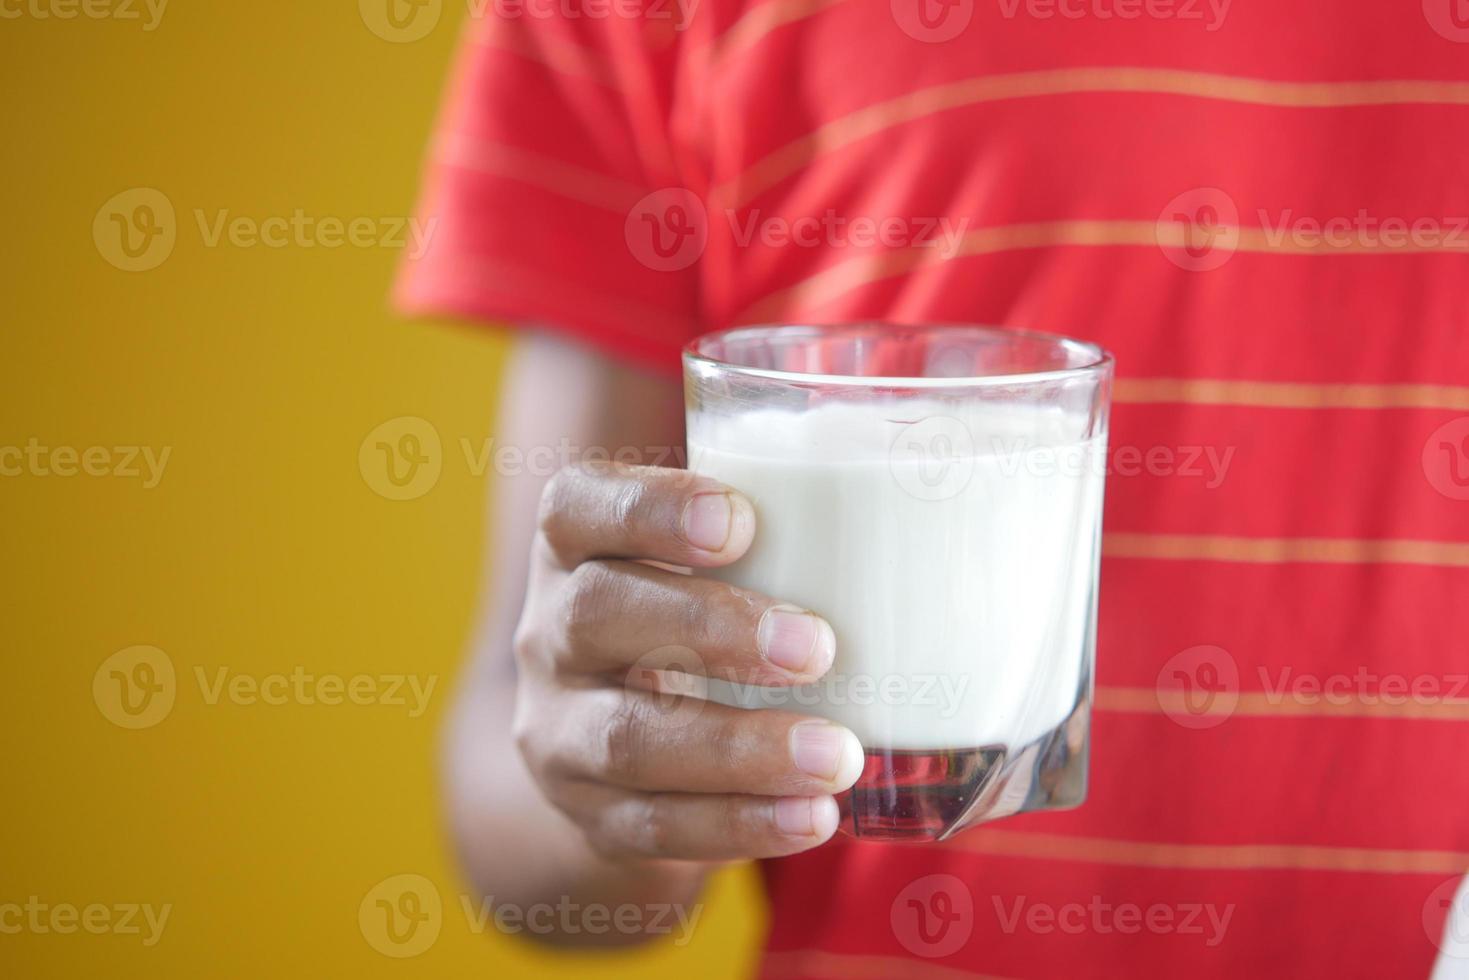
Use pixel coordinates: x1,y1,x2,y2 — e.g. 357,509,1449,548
836,705,1089,842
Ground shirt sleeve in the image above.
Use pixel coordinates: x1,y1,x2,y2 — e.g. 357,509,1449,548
394,13,702,375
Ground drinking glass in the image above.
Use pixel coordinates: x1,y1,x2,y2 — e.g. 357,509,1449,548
683,324,1112,842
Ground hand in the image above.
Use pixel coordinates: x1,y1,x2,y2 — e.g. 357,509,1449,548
510,461,863,862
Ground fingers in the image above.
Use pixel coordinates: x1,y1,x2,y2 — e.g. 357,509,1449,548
548,560,835,683
559,782,843,861
537,462,756,570
521,461,862,863
533,688,864,797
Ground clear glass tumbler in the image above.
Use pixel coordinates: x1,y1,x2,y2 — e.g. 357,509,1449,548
683,324,1113,842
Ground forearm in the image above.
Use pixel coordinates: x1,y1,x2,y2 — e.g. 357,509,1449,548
441,331,697,945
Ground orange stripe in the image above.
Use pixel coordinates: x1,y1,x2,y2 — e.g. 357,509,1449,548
763,950,1014,980
1103,533,1469,569
472,20,619,87
470,0,848,89
704,0,850,66
398,250,692,336
735,219,1469,321
717,69,1469,207
433,133,647,212
1097,686,1469,721
736,221,1146,320
1115,378,1469,411
943,830,1469,875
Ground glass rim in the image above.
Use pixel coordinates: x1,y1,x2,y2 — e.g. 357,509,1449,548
683,323,1114,388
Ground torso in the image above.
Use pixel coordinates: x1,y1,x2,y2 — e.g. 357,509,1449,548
673,2,1469,976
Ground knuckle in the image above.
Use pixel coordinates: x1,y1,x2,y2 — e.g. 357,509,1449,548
581,818,628,861
639,797,675,855
559,561,618,653
610,474,648,526
510,617,540,666
536,775,581,819
599,696,652,783
706,710,748,772
683,581,754,657
536,465,586,560
615,469,687,547
536,467,570,532
675,582,714,644
509,692,557,777
510,710,540,770
715,797,755,845
588,796,658,859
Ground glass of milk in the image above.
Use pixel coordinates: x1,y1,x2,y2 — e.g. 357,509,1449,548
683,324,1112,842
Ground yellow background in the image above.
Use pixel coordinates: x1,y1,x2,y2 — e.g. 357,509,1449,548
0,2,762,976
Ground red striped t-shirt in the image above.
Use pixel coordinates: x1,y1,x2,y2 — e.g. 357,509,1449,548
398,1,1469,976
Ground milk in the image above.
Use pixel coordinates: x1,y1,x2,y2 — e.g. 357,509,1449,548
689,400,1105,751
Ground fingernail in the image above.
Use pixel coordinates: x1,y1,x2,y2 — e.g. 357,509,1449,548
774,796,839,838
682,492,733,552
790,721,859,783
773,797,815,835
758,606,834,673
